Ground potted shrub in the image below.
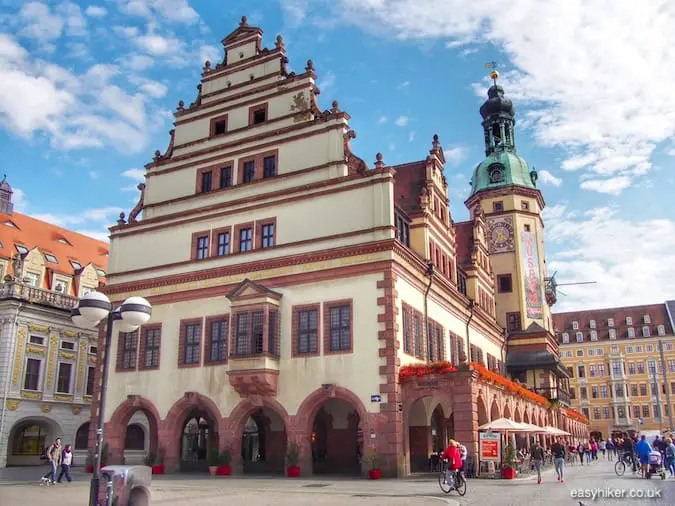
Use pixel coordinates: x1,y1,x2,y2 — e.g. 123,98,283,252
85,451,95,473
286,442,301,477
366,449,381,480
152,446,165,475
208,447,219,476
216,447,232,476
502,443,517,479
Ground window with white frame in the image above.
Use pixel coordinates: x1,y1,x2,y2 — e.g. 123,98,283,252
589,349,595,356
89,345,98,355
566,350,573,358
666,343,673,351
572,321,579,330
626,316,633,326
591,330,598,341
60,340,75,350
611,344,619,353
53,278,68,293
628,327,635,338
24,272,39,287
589,319,596,329
56,362,73,393
644,314,651,324
636,345,643,352
658,325,666,337
627,346,634,353
29,335,45,345
643,326,650,337
596,348,604,355
609,328,617,340
576,332,583,342
608,318,615,327
646,344,654,353
562,332,569,343
576,349,583,357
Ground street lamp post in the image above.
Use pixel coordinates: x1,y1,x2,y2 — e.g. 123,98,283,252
72,292,152,506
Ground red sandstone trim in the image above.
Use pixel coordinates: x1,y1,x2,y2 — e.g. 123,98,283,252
204,314,229,365
233,221,254,253
178,318,203,368
210,226,232,257
236,149,278,184
209,114,229,137
198,51,281,84
322,299,354,356
190,230,210,261
291,303,321,358
248,102,269,126
200,73,278,101
195,167,214,195
138,323,162,371
255,217,277,250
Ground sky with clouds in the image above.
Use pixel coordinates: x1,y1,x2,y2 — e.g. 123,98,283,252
0,0,673,312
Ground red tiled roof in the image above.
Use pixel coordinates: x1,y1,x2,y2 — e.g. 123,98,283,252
552,303,672,341
0,212,109,283
392,160,426,215
454,221,474,267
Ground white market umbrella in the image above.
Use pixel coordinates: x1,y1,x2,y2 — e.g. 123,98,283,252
544,425,571,436
479,418,531,432
517,422,548,434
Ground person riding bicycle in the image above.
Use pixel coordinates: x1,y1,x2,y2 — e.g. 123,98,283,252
440,439,462,489
622,436,637,472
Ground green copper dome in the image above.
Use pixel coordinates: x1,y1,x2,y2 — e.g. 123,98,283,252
470,151,537,195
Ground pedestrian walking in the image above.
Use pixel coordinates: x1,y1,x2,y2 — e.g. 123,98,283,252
40,438,62,485
591,440,598,461
532,441,545,484
665,438,675,477
577,442,585,465
551,437,566,483
599,439,606,459
57,444,73,483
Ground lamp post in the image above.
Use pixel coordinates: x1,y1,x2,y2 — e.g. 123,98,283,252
72,291,152,506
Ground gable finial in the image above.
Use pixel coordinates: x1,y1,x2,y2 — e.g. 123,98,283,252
485,61,499,85
240,16,248,26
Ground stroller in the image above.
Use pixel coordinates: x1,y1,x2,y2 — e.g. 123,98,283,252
646,450,666,479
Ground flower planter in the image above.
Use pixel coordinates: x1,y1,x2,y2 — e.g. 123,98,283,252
216,465,232,476
86,465,94,474
287,466,300,477
151,465,165,475
208,466,218,476
368,469,381,480
502,467,516,479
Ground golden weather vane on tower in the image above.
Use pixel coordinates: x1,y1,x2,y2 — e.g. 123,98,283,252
485,61,499,84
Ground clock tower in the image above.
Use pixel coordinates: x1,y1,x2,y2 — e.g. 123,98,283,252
464,72,568,398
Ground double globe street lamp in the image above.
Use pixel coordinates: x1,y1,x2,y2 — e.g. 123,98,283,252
71,291,152,506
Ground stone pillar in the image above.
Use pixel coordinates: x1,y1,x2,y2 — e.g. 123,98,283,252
451,371,479,460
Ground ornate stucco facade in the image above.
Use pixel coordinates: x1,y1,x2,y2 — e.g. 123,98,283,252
96,18,588,477
0,177,108,467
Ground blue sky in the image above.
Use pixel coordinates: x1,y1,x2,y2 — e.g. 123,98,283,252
0,0,674,312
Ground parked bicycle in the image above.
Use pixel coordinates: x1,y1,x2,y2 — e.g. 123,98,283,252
438,460,467,496
614,452,636,476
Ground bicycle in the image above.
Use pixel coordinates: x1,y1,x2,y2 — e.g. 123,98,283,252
438,460,467,496
614,452,636,476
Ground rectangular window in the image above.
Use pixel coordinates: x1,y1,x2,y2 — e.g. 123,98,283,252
576,349,583,357
652,404,660,419
612,362,622,377
60,341,75,350
576,332,583,342
252,311,264,354
23,358,41,391
506,312,521,332
296,309,318,354
86,366,95,396
589,365,597,377
263,156,276,178
580,387,587,399
562,332,569,343
643,326,650,337
213,119,227,135
396,214,410,247
29,335,44,345
120,331,138,370
524,224,531,232
268,310,279,357
243,161,255,183
604,407,611,419
183,324,201,365
614,384,624,398
608,318,614,327
261,223,275,248
648,360,656,375
208,319,228,363
570,387,576,399
593,407,600,420
590,330,598,341
143,328,161,369
413,314,422,358
669,360,675,373
201,171,212,193
497,274,512,293
235,313,250,355
640,384,647,396
252,107,266,124
239,228,252,252
643,405,650,418
590,319,596,329
56,363,72,393
647,344,654,353
609,328,616,340
601,385,608,398
626,316,633,326
328,305,351,352
629,362,635,375
578,365,585,378
591,385,598,398
217,232,230,256
644,314,651,324
572,321,579,330
196,235,209,259
521,201,529,211
493,201,503,212
638,362,645,374
220,166,232,188
658,325,666,337
402,305,412,355
598,363,605,376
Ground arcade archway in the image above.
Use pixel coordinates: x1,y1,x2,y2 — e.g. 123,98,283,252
311,398,362,475
241,408,287,474
180,409,218,472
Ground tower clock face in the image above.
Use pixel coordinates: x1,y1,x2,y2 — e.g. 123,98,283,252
491,222,513,250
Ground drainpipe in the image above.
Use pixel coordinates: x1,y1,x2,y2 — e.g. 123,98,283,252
465,299,475,364
423,262,434,361
0,300,23,464
500,327,508,375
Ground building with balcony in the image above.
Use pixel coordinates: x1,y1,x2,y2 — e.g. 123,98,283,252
554,301,675,439
0,176,110,467
96,17,588,478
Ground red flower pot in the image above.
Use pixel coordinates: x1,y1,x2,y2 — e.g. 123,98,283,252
287,466,300,477
216,465,231,476
502,467,516,479
86,465,94,473
151,465,165,475
368,469,381,480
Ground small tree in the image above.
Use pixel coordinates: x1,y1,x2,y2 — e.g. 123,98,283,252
365,449,380,470
219,447,232,466
503,443,516,469
143,453,155,467
208,447,220,467
286,442,300,467
154,446,165,465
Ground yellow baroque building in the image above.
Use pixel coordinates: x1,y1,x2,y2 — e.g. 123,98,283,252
95,17,588,477
554,302,675,439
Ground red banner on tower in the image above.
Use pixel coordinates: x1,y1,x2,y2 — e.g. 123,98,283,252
521,231,543,319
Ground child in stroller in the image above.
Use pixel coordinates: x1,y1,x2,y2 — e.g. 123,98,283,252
646,450,666,479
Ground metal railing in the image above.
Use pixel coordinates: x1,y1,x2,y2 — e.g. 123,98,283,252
534,386,571,405
0,281,78,309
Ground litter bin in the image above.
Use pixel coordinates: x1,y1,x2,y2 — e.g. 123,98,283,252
99,465,152,506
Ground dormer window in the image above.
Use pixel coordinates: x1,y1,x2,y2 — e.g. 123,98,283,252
608,318,614,327
590,319,596,329
395,213,410,247
4,220,17,228
644,314,651,324
576,331,583,342
642,326,650,337
609,329,617,340
658,325,666,337
53,279,68,293
15,244,28,254
70,260,82,271
562,332,569,344
590,330,598,341
572,321,579,330
628,327,635,338
96,269,105,277
626,316,633,326
57,237,71,246
45,253,58,264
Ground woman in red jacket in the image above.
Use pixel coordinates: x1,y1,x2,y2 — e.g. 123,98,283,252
440,440,462,488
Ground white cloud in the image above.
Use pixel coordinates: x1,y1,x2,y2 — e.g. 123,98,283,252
116,0,199,24
408,131,415,142
326,0,675,195
122,54,155,71
668,148,675,156
378,116,387,124
318,71,336,94
538,169,562,187
85,6,107,18
399,80,410,89
579,176,631,196
394,115,408,127
33,206,124,227
544,203,675,311
443,146,468,166
199,45,220,66
122,168,146,181
12,188,28,212
89,171,98,180
128,76,168,98
56,2,88,37
19,2,64,41
281,0,310,26
134,33,183,56
74,229,110,242
114,25,139,38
